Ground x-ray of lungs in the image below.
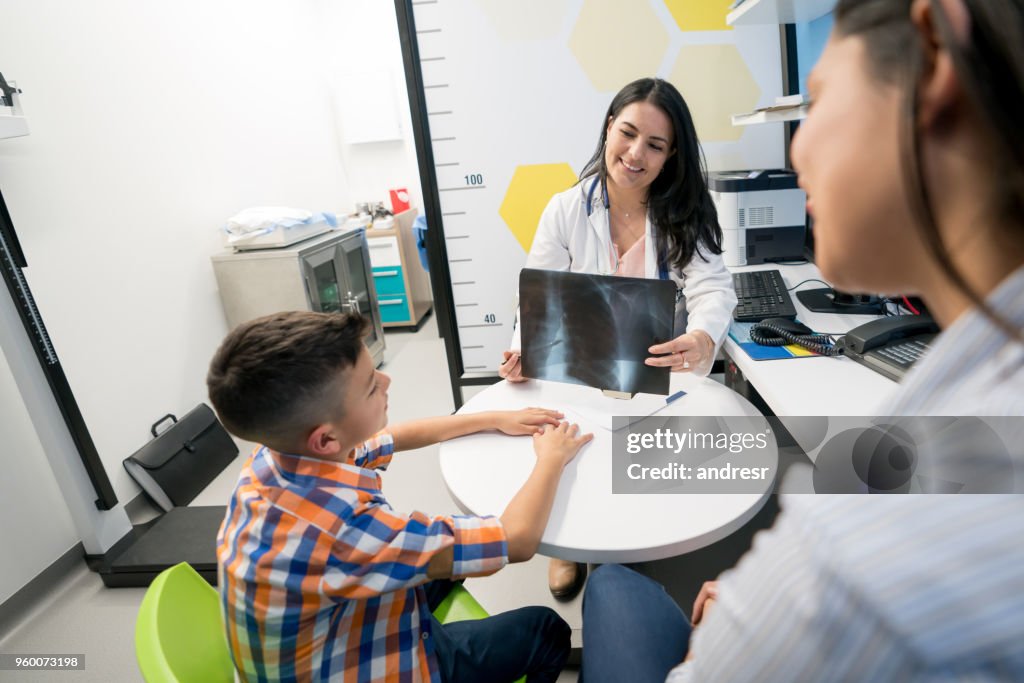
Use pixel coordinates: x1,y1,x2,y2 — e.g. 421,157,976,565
519,268,675,395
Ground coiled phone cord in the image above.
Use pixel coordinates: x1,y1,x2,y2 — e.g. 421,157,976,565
748,321,843,356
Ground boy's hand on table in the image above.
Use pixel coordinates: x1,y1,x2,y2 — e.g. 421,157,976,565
532,421,593,469
493,408,564,436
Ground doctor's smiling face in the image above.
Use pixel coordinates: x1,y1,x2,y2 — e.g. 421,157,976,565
604,101,675,197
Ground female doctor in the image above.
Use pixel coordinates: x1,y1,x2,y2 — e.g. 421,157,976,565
498,78,738,599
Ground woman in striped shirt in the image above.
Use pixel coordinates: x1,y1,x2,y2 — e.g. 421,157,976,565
583,1,1024,681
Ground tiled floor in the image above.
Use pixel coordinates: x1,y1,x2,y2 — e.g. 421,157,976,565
0,317,780,681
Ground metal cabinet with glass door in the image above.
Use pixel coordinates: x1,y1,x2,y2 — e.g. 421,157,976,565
211,228,385,366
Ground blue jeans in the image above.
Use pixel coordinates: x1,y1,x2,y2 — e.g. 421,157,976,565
424,579,571,683
581,564,692,683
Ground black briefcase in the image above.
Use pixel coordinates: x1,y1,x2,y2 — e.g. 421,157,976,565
123,404,239,512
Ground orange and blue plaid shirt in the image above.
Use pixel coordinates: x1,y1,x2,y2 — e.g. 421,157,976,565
217,431,508,682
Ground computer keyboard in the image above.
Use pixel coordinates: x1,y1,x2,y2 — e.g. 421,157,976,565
732,269,798,322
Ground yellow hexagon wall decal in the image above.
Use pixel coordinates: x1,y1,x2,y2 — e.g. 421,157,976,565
668,44,760,142
500,163,578,253
665,0,733,32
570,0,669,92
475,0,571,41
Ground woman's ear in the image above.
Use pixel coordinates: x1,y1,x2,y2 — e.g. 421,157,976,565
306,423,343,458
911,0,966,131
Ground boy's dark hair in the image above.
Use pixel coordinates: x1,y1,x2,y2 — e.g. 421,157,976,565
207,311,369,448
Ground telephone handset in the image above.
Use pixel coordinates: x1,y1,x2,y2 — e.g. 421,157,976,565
836,314,940,381
838,315,939,353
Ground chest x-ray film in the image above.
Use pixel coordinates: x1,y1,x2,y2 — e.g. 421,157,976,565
519,268,676,395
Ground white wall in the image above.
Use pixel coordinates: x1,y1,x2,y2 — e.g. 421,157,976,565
317,0,424,211
0,0,421,593
0,345,78,607
0,0,356,503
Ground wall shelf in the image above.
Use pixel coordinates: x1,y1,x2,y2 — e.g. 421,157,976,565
728,1,830,127
0,108,28,139
732,104,808,126
727,0,834,26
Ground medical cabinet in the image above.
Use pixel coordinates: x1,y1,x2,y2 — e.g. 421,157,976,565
211,227,386,366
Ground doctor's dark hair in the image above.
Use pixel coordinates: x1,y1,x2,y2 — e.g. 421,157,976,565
579,77,723,270
834,0,1024,341
206,311,368,448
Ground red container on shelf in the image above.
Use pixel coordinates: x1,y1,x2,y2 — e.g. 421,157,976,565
389,187,411,213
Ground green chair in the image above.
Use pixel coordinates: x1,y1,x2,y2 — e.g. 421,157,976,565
134,562,234,683
136,565,523,682
433,584,527,683
432,582,491,623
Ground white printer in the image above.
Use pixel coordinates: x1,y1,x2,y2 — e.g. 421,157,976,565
708,170,806,267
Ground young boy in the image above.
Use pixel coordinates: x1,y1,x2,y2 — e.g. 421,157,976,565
207,310,592,682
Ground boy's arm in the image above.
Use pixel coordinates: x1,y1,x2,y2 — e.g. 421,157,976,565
390,408,563,452
498,456,565,562
500,422,591,563
323,499,509,600
424,458,562,576
321,424,591,599
425,421,592,576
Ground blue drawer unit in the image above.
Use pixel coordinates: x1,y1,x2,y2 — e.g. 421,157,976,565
372,266,406,297
366,216,432,329
378,294,411,323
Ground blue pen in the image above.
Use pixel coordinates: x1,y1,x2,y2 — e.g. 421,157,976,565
665,390,687,404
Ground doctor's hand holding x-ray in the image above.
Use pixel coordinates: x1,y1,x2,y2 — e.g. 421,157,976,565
499,77,736,386
497,78,737,600
500,332,715,382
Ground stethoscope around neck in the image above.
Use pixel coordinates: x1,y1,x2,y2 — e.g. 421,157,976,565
585,175,609,217
586,175,672,282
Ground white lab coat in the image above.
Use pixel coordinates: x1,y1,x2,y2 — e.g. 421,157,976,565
510,181,737,377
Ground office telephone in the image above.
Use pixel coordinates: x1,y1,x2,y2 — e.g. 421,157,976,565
749,313,940,380
837,314,940,381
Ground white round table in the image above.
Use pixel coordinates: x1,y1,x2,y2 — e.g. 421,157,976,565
439,373,774,563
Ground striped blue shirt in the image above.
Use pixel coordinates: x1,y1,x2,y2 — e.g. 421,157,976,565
670,267,1024,681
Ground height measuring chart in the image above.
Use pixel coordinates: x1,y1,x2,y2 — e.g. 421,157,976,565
397,0,784,404
0,186,118,511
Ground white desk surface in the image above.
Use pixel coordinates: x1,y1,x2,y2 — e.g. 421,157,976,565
439,373,774,563
725,262,899,416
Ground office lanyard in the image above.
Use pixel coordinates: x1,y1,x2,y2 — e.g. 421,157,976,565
587,176,671,280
